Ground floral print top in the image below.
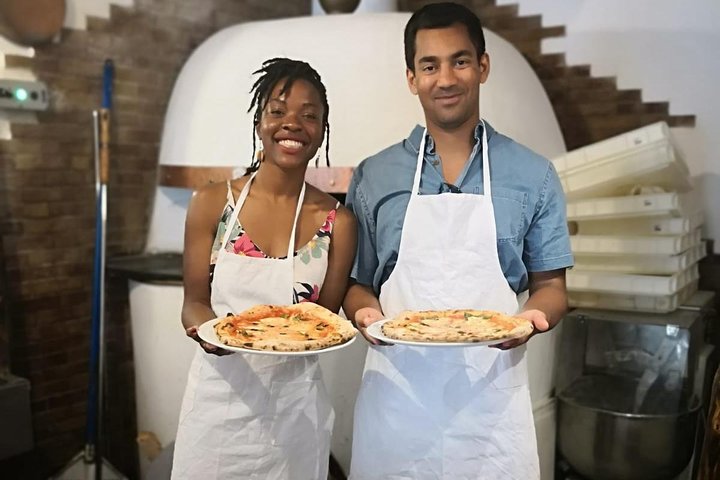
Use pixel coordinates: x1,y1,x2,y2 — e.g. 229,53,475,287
210,182,338,304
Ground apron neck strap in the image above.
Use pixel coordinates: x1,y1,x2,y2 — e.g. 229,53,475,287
221,172,257,247
411,129,427,196
221,171,307,263
480,119,491,197
286,182,306,260
412,122,491,196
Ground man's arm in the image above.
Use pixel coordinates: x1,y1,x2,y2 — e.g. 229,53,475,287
343,282,385,345
343,166,387,345
495,268,568,349
523,268,568,329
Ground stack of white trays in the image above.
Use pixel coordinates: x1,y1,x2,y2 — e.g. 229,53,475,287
553,122,705,313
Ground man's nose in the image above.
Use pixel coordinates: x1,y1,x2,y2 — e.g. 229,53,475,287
437,64,457,88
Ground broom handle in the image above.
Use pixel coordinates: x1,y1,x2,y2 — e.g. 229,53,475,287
99,109,110,185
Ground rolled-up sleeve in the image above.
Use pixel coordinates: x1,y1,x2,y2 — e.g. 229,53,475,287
345,170,378,286
523,162,574,272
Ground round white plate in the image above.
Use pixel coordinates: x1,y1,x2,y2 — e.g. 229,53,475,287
197,317,357,356
366,319,529,347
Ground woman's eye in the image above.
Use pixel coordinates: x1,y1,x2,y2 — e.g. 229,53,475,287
303,113,318,120
269,109,284,115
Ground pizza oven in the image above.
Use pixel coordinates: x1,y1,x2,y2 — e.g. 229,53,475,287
554,291,717,480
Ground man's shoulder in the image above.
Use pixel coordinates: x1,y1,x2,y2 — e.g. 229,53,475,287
490,127,552,181
490,129,552,171
354,137,415,181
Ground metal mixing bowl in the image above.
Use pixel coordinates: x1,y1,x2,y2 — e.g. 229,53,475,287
557,374,700,480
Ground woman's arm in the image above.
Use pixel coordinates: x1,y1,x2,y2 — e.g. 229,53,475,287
316,206,357,313
181,185,228,355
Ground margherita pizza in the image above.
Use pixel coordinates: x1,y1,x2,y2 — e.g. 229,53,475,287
381,309,533,343
214,302,356,352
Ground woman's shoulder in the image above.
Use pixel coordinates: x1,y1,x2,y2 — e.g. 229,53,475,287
193,177,249,205
305,184,354,221
189,178,248,225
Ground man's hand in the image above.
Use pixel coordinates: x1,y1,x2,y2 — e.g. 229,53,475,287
354,307,388,346
492,309,549,350
186,325,232,356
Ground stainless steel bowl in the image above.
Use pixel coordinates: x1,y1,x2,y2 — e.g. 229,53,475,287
558,375,700,480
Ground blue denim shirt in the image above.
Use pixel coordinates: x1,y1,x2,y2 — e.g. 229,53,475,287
346,121,574,294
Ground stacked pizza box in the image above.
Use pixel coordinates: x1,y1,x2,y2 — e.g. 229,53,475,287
552,122,705,313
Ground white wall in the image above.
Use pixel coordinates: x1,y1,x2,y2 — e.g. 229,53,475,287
497,0,720,241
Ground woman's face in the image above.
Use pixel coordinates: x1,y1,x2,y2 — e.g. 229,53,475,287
257,78,325,171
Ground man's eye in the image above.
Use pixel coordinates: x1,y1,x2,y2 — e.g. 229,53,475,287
456,59,469,66
422,65,435,72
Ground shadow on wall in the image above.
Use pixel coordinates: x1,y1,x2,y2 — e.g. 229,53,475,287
694,173,720,244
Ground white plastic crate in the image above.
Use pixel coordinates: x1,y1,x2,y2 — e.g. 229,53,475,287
567,278,699,313
570,229,702,256
567,264,699,296
566,191,700,222
553,122,676,173
573,212,704,236
572,242,706,275
552,123,691,199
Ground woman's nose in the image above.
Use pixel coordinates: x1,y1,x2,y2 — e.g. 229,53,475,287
282,114,301,130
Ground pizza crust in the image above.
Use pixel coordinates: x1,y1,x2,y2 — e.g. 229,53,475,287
214,302,356,352
381,309,534,343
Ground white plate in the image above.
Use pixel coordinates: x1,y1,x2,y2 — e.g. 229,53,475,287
366,319,529,347
197,317,357,356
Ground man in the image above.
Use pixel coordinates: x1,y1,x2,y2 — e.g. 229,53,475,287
343,3,573,479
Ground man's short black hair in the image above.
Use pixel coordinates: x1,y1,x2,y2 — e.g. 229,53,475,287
404,2,486,72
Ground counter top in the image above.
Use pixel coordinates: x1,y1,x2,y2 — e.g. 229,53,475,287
108,253,182,284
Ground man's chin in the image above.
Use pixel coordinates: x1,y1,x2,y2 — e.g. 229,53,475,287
433,115,473,131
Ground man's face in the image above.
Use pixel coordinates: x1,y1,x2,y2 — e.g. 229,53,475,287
407,24,489,131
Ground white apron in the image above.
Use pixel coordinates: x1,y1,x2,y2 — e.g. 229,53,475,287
350,123,539,480
172,173,334,479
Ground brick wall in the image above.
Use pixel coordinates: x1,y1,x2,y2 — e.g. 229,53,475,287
0,1,309,477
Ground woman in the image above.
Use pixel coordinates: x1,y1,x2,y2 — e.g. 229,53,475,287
171,58,357,479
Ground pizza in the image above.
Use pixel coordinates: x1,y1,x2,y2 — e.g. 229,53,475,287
380,309,534,343
213,302,356,352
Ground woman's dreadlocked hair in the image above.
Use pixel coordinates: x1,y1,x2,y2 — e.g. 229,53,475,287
246,58,331,175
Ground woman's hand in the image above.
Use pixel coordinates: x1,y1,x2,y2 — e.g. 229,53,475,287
185,325,232,356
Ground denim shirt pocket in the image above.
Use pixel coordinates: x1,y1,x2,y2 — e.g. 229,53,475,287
492,187,528,243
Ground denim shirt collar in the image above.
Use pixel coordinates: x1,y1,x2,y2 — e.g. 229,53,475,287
405,120,493,155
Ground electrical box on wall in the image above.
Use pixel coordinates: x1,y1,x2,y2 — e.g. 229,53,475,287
0,79,48,111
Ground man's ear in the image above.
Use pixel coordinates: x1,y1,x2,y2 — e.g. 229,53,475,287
406,67,418,95
479,52,490,84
